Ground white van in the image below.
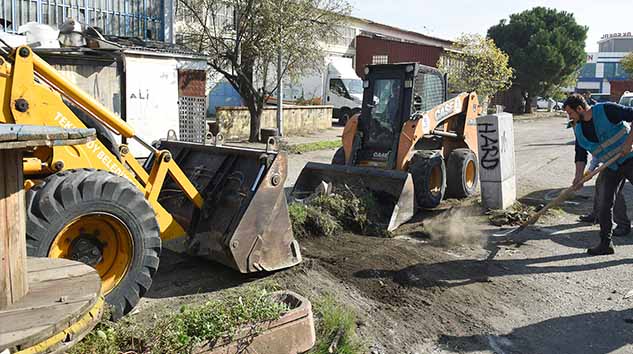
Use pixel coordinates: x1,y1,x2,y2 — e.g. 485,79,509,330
620,91,633,107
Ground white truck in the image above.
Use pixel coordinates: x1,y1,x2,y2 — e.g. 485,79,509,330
286,56,363,124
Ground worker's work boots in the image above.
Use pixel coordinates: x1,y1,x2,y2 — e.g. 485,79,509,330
587,239,615,256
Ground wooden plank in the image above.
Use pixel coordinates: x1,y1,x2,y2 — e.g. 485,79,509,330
0,125,18,142
0,135,96,150
0,150,27,309
0,297,95,335
29,263,91,283
0,125,96,150
0,324,50,349
26,257,79,273
16,125,69,141
18,276,100,310
0,258,101,350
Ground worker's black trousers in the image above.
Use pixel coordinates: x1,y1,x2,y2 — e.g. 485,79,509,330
593,172,629,228
599,158,633,240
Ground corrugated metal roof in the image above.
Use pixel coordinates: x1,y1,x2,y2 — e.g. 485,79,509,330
101,35,207,59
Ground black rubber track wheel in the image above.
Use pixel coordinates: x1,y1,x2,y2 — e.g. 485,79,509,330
446,148,478,198
332,147,345,165
25,169,161,319
408,151,446,208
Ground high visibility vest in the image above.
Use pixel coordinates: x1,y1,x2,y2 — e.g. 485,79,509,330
574,103,633,171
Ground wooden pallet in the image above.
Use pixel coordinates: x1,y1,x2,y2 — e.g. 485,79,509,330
0,258,103,354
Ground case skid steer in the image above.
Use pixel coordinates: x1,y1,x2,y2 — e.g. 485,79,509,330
292,63,481,231
0,45,300,318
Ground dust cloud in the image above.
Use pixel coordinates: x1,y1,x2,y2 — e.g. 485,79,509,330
422,208,486,247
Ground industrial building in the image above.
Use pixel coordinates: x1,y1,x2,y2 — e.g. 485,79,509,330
577,33,633,99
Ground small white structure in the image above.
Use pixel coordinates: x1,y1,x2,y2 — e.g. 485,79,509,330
477,113,516,209
37,40,207,157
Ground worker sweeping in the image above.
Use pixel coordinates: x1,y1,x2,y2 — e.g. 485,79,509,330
564,93,633,255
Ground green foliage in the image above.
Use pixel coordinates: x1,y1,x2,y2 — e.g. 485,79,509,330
289,191,390,238
488,7,588,109
310,294,364,354
283,140,342,154
69,287,288,354
438,33,513,103
623,52,633,77
289,201,342,238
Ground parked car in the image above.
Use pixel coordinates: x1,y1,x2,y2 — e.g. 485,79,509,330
619,91,633,107
591,93,611,103
536,97,562,110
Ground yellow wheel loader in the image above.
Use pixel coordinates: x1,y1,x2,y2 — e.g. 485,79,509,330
292,63,481,231
0,45,300,318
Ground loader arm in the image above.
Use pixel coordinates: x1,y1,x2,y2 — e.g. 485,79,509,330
395,92,480,171
2,45,202,240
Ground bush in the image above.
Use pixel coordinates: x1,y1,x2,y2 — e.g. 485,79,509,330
70,287,288,354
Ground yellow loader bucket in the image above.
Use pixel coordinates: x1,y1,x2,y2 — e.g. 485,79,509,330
152,140,301,273
291,162,415,232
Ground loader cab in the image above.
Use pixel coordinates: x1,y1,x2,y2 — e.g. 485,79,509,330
358,63,447,168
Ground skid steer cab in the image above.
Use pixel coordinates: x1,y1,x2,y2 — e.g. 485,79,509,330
293,62,481,231
0,45,300,319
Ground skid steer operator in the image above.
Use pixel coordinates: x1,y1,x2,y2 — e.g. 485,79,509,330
564,93,633,255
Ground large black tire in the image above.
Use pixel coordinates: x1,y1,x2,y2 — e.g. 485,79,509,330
25,169,161,319
332,147,345,165
446,148,478,198
408,151,446,208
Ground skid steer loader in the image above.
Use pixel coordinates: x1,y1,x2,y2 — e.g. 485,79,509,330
292,63,481,231
0,44,300,318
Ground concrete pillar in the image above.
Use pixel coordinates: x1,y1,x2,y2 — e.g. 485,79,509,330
477,113,516,209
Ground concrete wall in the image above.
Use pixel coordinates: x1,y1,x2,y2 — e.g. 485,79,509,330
216,106,333,140
477,113,516,210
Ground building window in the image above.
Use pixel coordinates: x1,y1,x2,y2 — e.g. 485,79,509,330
603,63,616,79
372,55,388,65
578,63,596,79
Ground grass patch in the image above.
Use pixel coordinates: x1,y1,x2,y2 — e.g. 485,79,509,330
283,140,341,154
70,287,288,354
289,192,390,238
310,294,364,354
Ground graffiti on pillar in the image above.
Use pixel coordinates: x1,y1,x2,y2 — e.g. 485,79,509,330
478,122,499,170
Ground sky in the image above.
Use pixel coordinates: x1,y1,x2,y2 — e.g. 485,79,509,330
348,0,631,52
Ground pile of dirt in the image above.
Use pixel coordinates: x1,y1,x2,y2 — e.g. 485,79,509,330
486,202,543,226
289,190,391,238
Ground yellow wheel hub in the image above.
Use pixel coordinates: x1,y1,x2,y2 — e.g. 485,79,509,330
49,213,133,295
465,160,476,188
429,165,442,197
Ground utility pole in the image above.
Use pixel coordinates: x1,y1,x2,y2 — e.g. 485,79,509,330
276,26,283,136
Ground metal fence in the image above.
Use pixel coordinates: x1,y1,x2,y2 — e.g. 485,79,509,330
0,0,164,39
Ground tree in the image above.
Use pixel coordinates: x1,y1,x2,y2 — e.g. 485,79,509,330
438,34,513,110
488,7,587,113
623,52,633,77
178,0,350,142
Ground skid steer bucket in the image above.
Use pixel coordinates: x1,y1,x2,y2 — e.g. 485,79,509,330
291,162,415,232
152,140,301,273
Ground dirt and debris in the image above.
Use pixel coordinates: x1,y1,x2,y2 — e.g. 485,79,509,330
289,189,392,238
485,201,559,227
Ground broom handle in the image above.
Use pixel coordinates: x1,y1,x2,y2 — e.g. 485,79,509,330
518,153,622,229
